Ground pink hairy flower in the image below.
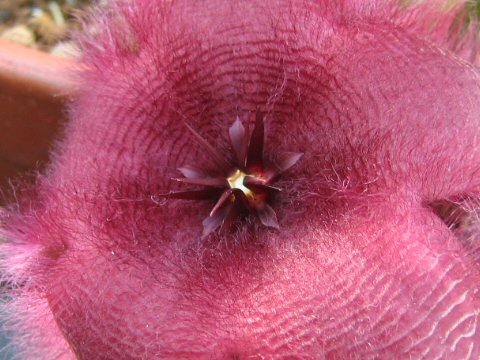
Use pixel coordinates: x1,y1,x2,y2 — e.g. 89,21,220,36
1,0,480,359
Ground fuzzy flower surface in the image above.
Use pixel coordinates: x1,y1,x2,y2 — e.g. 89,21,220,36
1,0,480,359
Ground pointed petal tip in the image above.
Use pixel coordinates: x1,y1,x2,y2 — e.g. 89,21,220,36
271,224,280,230
172,176,227,187
202,203,233,238
257,204,280,229
177,165,206,179
229,116,248,166
267,217,280,230
201,225,214,239
277,152,304,172
202,216,219,238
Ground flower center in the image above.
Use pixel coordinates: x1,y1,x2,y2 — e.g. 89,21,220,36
227,169,254,198
167,113,302,236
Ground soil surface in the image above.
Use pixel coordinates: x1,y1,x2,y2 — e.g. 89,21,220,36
0,0,92,57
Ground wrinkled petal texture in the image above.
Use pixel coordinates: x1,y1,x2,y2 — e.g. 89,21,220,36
2,0,480,359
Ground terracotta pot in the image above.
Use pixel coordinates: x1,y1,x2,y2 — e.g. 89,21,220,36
0,39,76,205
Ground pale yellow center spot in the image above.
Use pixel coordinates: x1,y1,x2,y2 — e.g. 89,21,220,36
227,169,254,198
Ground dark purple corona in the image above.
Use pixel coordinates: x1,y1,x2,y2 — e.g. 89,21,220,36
166,112,303,237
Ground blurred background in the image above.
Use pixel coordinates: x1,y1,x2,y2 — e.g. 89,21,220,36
0,2,91,359
0,0,92,208
0,0,92,54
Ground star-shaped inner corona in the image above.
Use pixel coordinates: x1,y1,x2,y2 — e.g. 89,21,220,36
164,112,303,238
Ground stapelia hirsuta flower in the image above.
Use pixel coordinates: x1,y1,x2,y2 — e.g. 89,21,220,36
164,112,303,238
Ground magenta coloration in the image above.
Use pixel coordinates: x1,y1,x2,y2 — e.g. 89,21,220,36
167,112,303,237
1,0,480,359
